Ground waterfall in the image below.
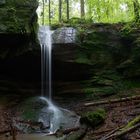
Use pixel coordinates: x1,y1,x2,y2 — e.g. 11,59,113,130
38,26,80,134
38,26,52,100
38,26,63,133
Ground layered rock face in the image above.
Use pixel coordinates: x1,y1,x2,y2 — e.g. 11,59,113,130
52,24,140,98
0,0,40,98
0,0,38,58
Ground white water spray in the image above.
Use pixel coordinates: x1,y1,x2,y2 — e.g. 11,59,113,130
39,97,63,133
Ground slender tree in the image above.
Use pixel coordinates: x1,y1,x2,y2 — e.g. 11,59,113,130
59,0,62,22
133,0,140,22
87,0,92,19
48,0,51,24
42,0,45,25
66,0,70,21
80,0,85,18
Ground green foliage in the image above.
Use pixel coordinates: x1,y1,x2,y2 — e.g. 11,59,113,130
80,108,106,127
37,0,140,25
120,22,140,36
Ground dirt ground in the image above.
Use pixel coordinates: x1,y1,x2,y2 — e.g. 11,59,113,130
70,88,140,140
79,98,140,140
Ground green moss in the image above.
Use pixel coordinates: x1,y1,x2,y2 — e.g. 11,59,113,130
80,108,106,127
0,0,38,33
18,97,47,121
82,70,124,99
121,116,140,131
75,52,92,64
83,86,118,100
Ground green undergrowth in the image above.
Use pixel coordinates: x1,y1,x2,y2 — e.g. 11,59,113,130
123,80,140,89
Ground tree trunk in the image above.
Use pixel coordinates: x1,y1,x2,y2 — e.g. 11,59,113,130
66,0,70,21
59,0,62,22
88,1,92,19
42,0,45,25
48,0,51,24
133,0,140,22
80,0,85,18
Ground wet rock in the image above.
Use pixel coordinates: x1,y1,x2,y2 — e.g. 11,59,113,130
64,125,87,140
15,97,80,134
18,97,49,121
52,27,76,44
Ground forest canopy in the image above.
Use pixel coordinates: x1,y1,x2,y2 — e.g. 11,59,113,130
37,0,140,25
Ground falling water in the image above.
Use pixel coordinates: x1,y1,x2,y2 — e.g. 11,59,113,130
38,26,63,133
37,26,80,134
38,26,52,100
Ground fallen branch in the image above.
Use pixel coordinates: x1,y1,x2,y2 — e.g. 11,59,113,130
63,127,80,134
100,115,140,140
93,128,114,135
99,127,121,140
102,123,140,140
85,95,140,106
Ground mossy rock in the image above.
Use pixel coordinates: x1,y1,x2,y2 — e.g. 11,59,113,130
82,70,124,98
0,0,38,33
80,108,106,127
75,26,128,69
18,97,49,121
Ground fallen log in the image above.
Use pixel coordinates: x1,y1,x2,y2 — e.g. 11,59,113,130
85,95,140,106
